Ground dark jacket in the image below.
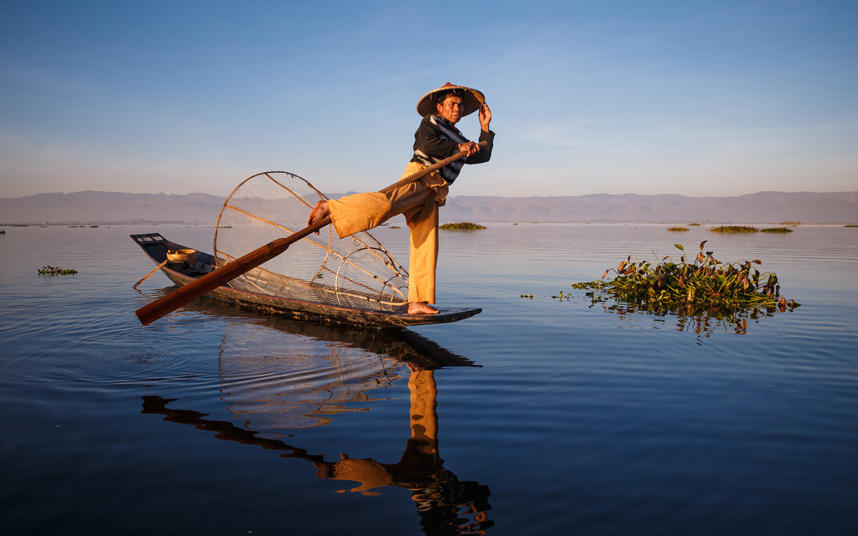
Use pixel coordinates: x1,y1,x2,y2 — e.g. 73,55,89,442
410,115,494,184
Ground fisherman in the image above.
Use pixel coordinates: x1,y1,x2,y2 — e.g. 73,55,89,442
307,82,494,315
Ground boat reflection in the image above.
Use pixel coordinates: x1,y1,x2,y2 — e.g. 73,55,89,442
140,306,492,535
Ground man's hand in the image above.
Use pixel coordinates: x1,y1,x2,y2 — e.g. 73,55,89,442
458,141,480,157
479,103,492,132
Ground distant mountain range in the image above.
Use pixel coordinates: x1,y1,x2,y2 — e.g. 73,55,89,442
1,190,857,225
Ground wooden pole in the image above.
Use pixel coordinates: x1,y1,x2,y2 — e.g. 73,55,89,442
133,260,168,289
135,141,486,326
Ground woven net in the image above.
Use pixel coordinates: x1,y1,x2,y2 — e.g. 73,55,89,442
213,171,409,313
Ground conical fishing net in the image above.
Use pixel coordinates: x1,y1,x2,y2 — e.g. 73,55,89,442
213,171,409,313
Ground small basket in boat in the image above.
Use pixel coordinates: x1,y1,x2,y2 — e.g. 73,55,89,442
166,248,197,263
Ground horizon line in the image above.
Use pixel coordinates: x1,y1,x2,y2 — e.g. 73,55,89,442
4,189,858,201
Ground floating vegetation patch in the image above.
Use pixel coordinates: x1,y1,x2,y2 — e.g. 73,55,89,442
520,293,533,299
668,226,689,232
439,222,487,231
571,242,799,336
38,265,78,275
780,220,800,225
0,229,5,234
844,224,858,228
688,223,701,226
760,227,793,233
710,225,758,233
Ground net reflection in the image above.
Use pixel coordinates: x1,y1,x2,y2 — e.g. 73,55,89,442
141,312,492,535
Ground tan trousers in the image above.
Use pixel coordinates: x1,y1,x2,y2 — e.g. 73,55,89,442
328,162,448,304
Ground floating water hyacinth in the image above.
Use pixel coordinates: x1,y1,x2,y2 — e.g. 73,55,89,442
38,265,78,275
571,241,799,334
667,226,689,232
710,225,758,233
439,222,487,231
760,227,793,233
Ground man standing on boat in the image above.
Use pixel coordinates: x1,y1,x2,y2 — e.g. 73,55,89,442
307,82,494,315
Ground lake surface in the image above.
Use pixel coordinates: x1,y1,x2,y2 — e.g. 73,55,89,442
2,223,857,535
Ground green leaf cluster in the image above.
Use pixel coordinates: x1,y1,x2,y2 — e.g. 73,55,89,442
571,241,799,313
38,265,78,275
439,222,487,231
710,225,758,233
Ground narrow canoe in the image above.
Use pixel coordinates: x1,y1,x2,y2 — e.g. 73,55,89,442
131,233,481,328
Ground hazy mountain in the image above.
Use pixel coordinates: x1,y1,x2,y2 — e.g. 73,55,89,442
1,190,856,225
443,191,858,224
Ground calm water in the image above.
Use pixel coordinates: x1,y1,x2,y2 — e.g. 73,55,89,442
1,223,857,535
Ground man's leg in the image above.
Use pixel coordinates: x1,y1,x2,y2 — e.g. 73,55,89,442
403,192,440,314
305,162,445,315
314,181,431,240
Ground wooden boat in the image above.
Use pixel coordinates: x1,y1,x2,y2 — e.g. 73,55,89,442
131,233,481,328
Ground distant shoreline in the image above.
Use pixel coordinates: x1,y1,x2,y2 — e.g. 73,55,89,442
2,190,856,225
3,222,856,229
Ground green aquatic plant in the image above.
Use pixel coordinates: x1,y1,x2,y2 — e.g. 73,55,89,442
571,242,799,315
38,265,78,275
439,222,487,231
710,225,758,233
760,227,793,233
668,226,689,232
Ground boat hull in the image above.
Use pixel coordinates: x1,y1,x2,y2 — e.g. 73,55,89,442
132,233,481,328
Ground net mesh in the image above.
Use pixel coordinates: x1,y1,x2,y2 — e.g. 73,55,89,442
213,172,409,314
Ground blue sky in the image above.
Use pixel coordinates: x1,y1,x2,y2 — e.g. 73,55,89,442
1,0,856,198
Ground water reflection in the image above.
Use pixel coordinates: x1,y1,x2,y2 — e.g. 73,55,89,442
141,307,493,535
581,298,795,339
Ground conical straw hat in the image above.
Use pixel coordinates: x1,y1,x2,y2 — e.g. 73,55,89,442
416,82,485,117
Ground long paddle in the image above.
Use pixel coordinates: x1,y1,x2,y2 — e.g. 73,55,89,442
136,141,487,325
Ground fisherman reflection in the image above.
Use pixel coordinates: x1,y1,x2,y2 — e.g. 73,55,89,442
313,365,491,534
143,364,492,535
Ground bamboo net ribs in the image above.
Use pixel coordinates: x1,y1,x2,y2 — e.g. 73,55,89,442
213,171,409,313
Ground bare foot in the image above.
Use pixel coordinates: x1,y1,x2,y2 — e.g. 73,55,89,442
307,200,329,228
408,302,439,315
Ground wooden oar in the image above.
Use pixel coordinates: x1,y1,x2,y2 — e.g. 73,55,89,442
136,141,487,325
